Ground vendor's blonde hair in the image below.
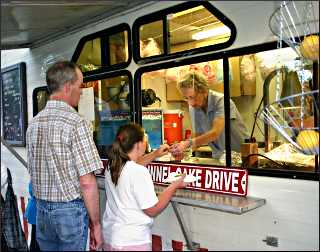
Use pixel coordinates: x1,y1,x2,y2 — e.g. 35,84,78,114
178,72,209,93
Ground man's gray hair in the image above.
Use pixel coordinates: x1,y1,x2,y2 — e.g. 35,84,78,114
46,61,79,94
178,72,209,93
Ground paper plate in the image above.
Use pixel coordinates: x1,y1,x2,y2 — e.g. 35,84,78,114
163,172,197,183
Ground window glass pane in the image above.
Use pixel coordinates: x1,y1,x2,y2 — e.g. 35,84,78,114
83,75,131,157
231,47,316,172
76,38,101,72
141,60,227,165
168,6,231,53
109,31,129,65
141,70,164,151
139,20,164,58
36,90,49,113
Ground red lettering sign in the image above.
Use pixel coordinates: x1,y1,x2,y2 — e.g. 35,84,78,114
101,159,248,196
147,162,248,196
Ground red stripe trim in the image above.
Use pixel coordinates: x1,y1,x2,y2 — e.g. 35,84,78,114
20,196,28,241
152,234,162,251
172,240,183,251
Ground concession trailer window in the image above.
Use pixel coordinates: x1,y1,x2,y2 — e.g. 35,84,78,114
135,41,319,180
133,1,236,64
71,23,131,75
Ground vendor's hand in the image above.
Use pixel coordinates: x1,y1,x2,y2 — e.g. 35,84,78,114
169,142,187,161
169,141,189,155
154,144,170,157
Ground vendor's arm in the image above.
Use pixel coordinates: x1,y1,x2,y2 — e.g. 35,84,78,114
137,144,170,166
170,116,225,153
193,116,225,148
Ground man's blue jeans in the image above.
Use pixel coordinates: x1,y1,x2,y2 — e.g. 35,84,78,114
36,198,89,251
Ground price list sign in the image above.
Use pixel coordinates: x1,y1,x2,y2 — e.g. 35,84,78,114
1,62,27,146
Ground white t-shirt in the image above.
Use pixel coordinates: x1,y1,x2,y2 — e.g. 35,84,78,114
102,160,159,247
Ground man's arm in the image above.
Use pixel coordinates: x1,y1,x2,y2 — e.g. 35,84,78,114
79,172,102,249
80,172,100,224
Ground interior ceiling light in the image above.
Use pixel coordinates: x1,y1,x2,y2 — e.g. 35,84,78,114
192,26,231,40
172,5,204,18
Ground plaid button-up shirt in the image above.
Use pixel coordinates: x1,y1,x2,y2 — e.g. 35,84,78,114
26,100,103,202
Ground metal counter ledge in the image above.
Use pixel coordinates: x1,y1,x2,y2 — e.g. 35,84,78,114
96,175,266,215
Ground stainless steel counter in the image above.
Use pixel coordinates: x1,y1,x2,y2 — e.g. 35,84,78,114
155,185,266,215
97,176,266,215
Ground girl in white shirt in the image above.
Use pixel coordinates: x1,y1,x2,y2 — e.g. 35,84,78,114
102,123,187,251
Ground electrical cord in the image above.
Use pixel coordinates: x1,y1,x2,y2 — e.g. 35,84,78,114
241,153,289,169
256,121,265,137
250,96,265,141
250,67,287,141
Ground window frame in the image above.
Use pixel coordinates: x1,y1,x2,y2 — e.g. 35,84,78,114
31,70,134,158
82,69,135,123
32,86,49,117
132,1,237,64
82,70,134,158
71,23,132,76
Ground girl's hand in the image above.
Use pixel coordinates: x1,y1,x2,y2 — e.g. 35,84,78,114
155,144,170,157
172,173,190,188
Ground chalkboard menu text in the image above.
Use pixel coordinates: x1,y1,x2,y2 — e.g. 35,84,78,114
1,62,27,146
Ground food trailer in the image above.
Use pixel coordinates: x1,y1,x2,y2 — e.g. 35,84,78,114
1,1,319,250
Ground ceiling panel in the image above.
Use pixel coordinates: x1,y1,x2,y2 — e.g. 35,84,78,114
1,0,154,49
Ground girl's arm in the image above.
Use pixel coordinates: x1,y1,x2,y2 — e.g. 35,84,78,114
143,174,188,217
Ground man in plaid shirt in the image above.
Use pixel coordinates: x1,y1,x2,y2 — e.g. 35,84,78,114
26,61,103,251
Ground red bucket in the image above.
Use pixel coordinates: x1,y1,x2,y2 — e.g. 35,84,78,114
163,110,183,145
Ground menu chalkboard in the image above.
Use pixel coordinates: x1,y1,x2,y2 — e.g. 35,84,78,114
1,62,27,146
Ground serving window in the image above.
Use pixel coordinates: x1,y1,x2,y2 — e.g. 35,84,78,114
137,43,318,176
139,59,228,166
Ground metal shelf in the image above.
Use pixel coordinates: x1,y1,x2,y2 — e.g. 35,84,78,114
154,185,266,215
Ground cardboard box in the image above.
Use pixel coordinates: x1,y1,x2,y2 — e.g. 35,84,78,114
165,58,242,101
